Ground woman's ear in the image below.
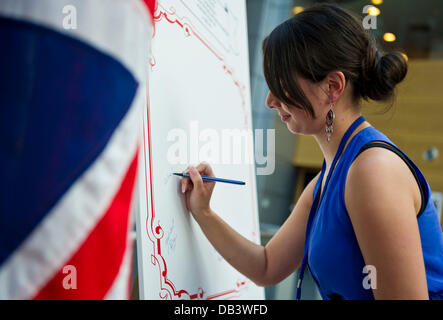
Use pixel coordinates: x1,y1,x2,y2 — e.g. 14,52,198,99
325,71,346,103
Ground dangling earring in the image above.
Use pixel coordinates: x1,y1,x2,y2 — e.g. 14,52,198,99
325,103,335,143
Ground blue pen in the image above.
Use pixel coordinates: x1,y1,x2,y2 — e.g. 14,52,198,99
173,173,245,185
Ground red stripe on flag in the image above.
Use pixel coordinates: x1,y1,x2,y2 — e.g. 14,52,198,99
143,0,157,21
33,152,139,300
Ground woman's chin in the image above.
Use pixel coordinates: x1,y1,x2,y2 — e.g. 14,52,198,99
285,122,298,134
286,123,306,135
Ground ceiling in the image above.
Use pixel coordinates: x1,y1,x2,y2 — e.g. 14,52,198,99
295,0,443,59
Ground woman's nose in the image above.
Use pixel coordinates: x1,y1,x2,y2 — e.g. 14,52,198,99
265,91,280,109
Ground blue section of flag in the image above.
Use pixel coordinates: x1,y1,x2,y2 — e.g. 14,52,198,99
0,17,138,265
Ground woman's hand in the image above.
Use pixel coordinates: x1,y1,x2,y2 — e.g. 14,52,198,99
181,162,216,220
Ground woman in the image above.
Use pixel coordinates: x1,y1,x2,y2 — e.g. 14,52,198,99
180,4,443,300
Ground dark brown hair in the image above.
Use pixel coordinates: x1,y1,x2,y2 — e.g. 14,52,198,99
262,3,408,118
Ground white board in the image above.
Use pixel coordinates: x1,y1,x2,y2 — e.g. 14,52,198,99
136,0,264,300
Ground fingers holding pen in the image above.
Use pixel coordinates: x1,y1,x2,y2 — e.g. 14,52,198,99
180,162,216,217
180,162,215,193
196,161,215,178
181,166,191,193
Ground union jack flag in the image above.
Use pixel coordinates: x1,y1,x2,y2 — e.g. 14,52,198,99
0,0,156,299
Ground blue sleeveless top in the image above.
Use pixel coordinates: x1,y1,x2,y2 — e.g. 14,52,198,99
306,125,443,300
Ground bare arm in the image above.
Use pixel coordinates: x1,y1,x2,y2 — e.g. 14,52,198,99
181,162,319,287
345,147,429,299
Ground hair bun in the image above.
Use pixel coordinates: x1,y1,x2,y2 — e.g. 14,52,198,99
361,48,408,101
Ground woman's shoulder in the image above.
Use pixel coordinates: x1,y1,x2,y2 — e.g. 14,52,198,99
345,142,422,217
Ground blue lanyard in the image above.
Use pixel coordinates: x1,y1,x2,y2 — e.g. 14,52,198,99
296,115,366,300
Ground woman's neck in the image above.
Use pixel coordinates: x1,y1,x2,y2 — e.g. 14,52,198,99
313,110,367,168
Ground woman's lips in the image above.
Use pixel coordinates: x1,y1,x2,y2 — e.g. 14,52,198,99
281,114,290,122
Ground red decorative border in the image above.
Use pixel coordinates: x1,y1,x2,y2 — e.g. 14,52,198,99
152,4,250,128
142,3,258,300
